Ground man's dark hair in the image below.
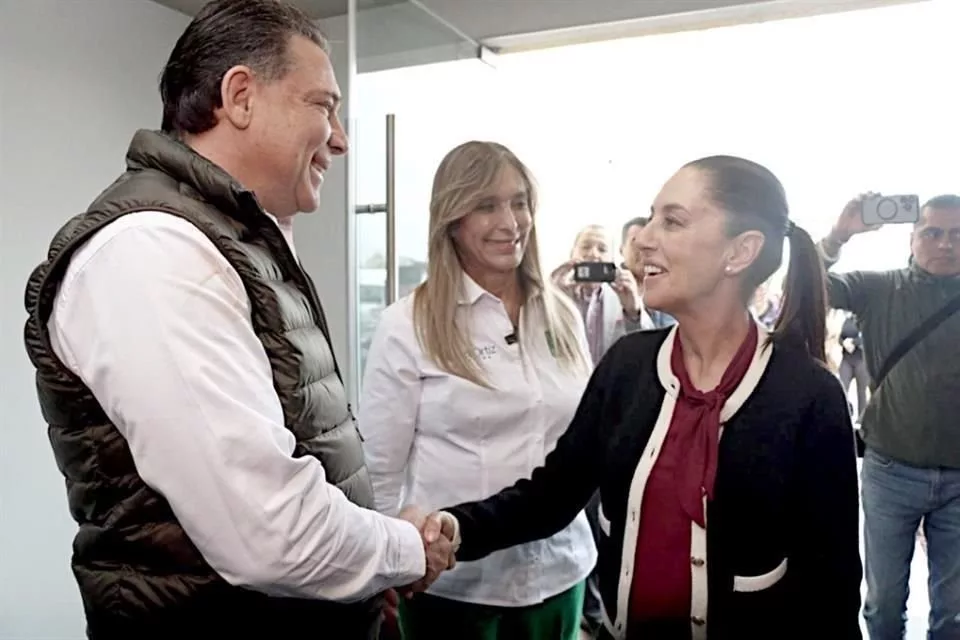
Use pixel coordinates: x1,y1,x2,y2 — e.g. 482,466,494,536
620,216,649,245
159,0,328,135
922,194,960,211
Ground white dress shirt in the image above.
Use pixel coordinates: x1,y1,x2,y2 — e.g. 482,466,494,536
47,211,426,603
359,275,598,607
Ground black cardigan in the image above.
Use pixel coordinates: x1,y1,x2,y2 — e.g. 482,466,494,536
446,327,862,640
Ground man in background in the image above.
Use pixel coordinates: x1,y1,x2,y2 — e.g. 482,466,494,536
552,224,652,367
22,1,454,637
820,193,960,640
838,312,869,420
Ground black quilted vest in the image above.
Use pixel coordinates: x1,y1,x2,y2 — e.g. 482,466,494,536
22,130,380,639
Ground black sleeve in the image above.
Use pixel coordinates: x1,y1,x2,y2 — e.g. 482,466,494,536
791,369,863,638
444,340,625,562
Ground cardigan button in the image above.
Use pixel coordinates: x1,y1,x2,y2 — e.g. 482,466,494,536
691,557,705,567
691,616,706,626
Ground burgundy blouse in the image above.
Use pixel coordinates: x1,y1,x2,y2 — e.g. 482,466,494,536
630,324,758,621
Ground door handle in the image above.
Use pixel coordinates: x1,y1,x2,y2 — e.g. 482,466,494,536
354,113,398,305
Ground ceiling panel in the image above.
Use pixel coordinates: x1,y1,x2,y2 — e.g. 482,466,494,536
152,0,785,37
153,0,403,20
151,0,925,56
416,0,772,40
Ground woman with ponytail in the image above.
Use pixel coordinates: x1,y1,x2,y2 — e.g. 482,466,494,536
411,156,863,639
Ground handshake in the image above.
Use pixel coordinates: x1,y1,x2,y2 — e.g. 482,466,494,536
396,505,460,597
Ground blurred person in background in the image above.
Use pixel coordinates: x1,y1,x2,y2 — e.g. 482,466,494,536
360,141,596,640
749,281,780,329
824,309,848,376
430,155,863,640
820,193,960,640
837,313,869,421
552,224,653,367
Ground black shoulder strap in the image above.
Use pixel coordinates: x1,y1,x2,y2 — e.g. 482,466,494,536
872,292,960,390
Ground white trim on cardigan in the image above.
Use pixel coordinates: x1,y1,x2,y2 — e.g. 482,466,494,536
603,321,773,640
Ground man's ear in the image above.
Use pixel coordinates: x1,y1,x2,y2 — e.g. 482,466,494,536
218,65,257,130
723,230,765,277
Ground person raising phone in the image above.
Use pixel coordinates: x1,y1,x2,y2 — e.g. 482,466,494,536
551,225,654,368
820,192,960,640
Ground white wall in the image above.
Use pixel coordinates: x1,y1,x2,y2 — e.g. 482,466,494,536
0,1,190,636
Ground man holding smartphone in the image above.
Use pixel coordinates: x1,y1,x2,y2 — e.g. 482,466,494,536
551,225,653,366
820,193,960,640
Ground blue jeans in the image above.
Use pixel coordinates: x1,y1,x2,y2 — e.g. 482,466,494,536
862,449,960,640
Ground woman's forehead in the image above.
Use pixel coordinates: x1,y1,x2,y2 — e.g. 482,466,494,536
653,168,712,215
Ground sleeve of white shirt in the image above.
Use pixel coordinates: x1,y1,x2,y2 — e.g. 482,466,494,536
358,301,421,516
48,212,426,602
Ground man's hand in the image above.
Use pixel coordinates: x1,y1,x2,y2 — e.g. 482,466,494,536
397,506,459,597
829,192,883,246
550,260,577,291
611,267,640,316
551,260,598,301
551,260,586,298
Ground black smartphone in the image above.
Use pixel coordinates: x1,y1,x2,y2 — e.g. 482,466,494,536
572,261,617,283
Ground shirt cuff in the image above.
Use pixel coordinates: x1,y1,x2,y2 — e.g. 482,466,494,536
387,518,427,584
818,239,841,264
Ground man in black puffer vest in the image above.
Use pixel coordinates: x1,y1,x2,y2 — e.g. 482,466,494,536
22,1,456,638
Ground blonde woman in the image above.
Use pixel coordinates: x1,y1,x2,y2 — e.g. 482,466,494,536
359,141,596,639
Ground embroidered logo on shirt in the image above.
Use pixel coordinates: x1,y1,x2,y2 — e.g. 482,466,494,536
474,344,497,361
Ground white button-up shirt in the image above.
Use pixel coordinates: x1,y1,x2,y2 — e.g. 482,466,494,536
47,211,426,603
359,275,598,607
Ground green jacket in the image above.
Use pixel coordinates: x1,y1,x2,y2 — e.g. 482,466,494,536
824,250,960,469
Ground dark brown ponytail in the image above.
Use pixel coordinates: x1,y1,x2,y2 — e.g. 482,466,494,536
771,224,828,363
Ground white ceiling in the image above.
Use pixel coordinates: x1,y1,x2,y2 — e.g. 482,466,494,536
154,0,787,40
155,0,377,20
151,0,924,61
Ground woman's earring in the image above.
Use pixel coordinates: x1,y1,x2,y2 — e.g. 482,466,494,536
725,265,733,274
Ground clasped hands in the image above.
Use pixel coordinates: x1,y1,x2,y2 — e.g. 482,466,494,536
395,505,459,598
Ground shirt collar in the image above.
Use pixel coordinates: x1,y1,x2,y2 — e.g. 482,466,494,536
264,212,297,259
908,260,960,285
458,273,492,306
456,272,542,306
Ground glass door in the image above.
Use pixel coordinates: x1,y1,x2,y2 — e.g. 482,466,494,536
350,0,498,395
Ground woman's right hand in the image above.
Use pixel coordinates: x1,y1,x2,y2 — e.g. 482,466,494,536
830,192,883,244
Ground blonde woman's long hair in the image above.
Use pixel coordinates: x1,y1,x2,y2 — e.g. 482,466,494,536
412,141,589,388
